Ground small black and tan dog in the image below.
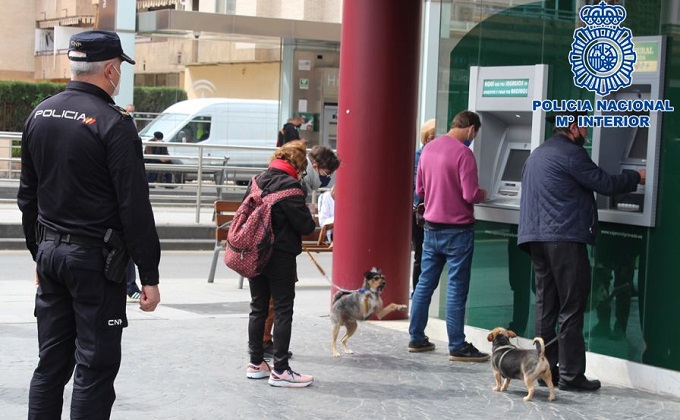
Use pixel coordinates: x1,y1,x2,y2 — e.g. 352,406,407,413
487,327,556,402
330,268,407,357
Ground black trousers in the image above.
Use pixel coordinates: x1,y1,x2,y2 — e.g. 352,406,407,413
411,213,424,292
29,240,127,420
248,251,296,372
530,241,591,383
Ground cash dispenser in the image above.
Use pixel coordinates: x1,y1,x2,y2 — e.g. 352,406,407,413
468,64,548,224
321,104,338,149
591,36,667,227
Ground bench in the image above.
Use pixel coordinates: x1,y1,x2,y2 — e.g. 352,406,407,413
207,200,242,285
207,200,333,287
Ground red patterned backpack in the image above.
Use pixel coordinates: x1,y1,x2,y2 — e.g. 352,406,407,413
224,175,303,278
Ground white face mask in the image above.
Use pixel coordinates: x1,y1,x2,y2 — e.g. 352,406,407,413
109,65,121,97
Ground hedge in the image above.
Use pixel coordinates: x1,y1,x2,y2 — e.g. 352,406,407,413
0,81,187,132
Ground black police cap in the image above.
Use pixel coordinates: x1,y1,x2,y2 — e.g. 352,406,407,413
68,30,135,65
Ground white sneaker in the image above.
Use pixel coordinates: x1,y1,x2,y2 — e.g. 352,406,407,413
126,292,141,303
268,368,314,388
246,361,271,379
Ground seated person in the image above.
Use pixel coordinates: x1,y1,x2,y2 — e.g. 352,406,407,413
317,185,335,243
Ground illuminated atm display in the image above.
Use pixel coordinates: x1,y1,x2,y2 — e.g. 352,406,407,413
625,125,648,162
497,147,530,196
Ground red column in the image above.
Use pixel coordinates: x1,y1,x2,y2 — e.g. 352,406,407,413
333,0,423,319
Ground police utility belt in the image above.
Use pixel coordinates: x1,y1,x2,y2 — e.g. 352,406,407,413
40,226,129,283
41,227,104,247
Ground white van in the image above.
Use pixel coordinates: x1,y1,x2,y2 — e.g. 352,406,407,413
138,98,279,184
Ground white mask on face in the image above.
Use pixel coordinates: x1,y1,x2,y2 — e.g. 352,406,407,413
109,65,121,97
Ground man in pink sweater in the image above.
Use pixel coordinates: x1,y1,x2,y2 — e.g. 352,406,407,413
408,111,489,362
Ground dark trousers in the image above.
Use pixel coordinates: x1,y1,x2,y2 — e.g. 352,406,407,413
530,241,591,383
30,240,127,420
248,252,296,372
147,171,172,183
507,239,533,335
411,213,424,292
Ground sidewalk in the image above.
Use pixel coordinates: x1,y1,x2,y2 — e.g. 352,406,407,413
0,201,216,227
2,250,680,419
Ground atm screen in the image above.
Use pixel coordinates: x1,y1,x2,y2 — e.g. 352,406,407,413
501,149,531,182
627,127,648,161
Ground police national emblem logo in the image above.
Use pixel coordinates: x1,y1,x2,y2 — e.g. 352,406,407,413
569,1,636,96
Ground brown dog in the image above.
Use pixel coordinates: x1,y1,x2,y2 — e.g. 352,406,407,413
330,268,407,357
487,327,556,401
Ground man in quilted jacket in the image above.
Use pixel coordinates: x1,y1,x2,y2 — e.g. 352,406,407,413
518,110,645,392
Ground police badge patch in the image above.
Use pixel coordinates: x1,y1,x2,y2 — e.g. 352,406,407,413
569,1,636,96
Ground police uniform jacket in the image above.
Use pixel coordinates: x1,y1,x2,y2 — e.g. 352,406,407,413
17,81,161,285
518,134,640,248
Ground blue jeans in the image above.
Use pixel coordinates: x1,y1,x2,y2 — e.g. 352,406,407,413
409,226,474,352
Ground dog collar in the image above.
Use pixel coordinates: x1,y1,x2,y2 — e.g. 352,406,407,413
359,288,379,295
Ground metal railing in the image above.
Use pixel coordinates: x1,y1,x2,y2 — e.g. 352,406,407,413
0,131,279,223
0,131,21,181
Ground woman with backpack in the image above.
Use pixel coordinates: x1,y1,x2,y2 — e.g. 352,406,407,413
244,140,317,387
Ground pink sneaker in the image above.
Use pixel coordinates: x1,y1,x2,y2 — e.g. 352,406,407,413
268,368,314,388
246,361,271,379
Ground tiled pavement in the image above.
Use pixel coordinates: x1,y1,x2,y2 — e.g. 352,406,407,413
2,250,680,419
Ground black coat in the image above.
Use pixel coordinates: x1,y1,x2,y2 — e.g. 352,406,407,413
277,122,300,147
245,168,316,255
17,81,160,285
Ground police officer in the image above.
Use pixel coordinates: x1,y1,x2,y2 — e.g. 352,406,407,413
17,30,161,419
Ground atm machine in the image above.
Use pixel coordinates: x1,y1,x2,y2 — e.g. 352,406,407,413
321,104,338,149
468,64,549,224
592,36,666,227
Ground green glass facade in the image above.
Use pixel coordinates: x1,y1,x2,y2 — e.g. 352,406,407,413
436,0,679,371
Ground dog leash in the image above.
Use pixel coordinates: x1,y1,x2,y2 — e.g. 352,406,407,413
543,336,558,347
305,250,331,282
304,251,364,294
510,335,558,349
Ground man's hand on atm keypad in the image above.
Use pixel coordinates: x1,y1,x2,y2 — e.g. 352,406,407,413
637,169,646,185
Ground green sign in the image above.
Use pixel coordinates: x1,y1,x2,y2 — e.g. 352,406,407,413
299,78,310,90
634,41,660,73
482,79,529,97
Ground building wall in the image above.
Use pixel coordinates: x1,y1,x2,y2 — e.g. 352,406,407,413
135,37,197,75
36,0,97,19
1,0,342,84
35,54,72,82
0,2,36,80
184,61,280,99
